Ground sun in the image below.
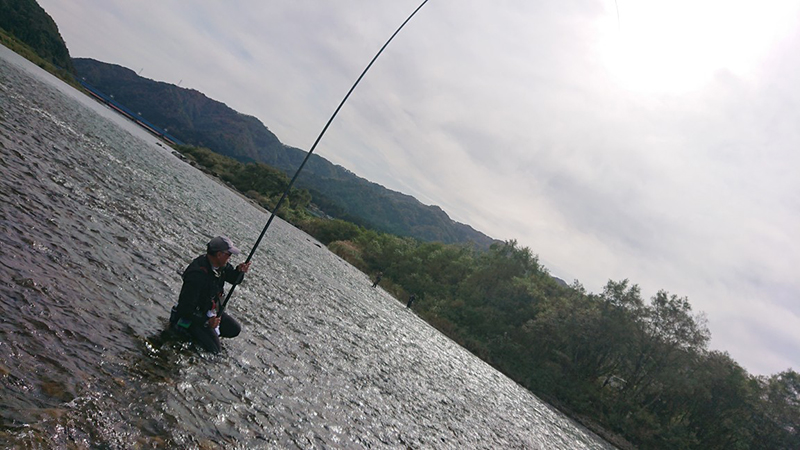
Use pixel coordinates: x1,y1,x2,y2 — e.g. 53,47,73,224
597,0,799,94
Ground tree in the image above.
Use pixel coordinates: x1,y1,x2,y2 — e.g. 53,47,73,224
753,369,800,449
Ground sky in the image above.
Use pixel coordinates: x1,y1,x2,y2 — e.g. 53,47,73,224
35,0,799,376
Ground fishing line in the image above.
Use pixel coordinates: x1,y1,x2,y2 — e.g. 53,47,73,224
220,0,430,314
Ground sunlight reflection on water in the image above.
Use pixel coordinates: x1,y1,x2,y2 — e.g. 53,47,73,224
0,47,614,449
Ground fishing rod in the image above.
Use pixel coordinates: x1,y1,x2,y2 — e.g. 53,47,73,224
220,0,430,315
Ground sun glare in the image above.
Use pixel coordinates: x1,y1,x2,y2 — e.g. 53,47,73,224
598,0,799,94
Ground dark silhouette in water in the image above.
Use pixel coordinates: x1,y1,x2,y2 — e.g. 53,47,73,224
407,293,416,308
371,271,383,288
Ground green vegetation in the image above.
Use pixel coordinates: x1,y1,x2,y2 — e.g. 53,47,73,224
177,144,799,449
0,28,77,87
4,2,790,440
175,145,311,223
0,0,77,86
331,237,799,450
73,58,496,248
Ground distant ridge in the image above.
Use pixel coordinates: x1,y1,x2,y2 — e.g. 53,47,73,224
73,58,497,249
0,0,74,73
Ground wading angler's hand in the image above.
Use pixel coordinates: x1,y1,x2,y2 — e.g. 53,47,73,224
207,316,221,329
236,261,252,273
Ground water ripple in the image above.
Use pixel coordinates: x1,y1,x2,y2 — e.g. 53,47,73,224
0,49,614,449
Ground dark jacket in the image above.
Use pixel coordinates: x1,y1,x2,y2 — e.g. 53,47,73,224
175,254,244,324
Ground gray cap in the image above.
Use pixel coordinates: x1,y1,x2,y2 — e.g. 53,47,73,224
207,236,241,255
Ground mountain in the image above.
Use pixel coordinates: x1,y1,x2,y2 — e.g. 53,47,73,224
73,58,497,248
0,0,74,73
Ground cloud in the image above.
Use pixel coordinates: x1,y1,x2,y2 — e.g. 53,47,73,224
37,0,800,375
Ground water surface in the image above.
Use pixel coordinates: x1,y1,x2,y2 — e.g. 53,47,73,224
0,46,614,449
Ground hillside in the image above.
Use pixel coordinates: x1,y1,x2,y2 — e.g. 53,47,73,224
73,58,496,248
0,0,74,73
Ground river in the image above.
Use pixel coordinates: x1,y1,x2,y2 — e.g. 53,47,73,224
0,45,615,449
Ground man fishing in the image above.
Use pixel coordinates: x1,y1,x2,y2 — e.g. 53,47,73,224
170,236,251,353
165,0,426,353
406,293,416,309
